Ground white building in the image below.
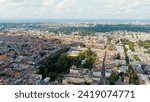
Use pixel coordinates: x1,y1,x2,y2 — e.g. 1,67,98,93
105,69,112,77
138,74,150,85
44,77,50,83
118,66,128,73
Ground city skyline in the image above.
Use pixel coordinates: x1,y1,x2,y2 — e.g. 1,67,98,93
0,0,150,19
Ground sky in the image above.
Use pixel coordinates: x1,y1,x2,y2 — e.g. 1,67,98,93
0,0,150,19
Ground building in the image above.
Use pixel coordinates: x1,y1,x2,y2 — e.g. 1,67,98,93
118,66,128,73
138,74,150,85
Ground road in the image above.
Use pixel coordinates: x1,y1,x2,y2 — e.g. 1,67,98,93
99,46,107,85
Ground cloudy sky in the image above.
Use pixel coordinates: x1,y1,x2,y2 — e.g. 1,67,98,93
0,0,150,19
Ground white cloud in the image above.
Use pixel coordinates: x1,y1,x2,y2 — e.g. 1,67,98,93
0,0,8,6
0,0,150,19
43,0,55,6
56,0,77,11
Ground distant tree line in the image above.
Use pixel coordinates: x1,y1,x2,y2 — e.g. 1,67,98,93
1,23,150,34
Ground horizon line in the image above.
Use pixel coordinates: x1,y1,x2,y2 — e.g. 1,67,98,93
0,18,150,23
